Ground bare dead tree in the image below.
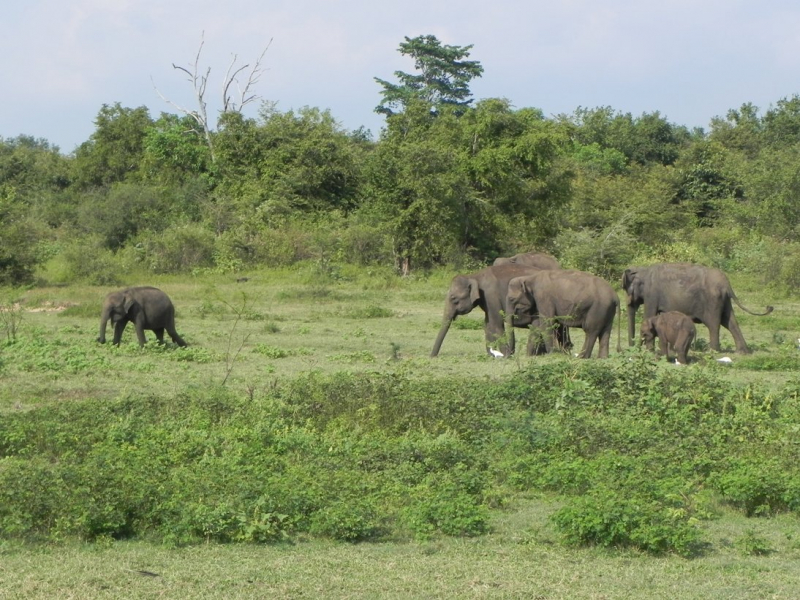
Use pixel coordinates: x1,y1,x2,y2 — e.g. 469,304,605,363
222,42,271,113
152,33,272,164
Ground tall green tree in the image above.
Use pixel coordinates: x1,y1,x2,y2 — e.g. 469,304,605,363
0,184,43,285
374,35,484,116
73,103,153,188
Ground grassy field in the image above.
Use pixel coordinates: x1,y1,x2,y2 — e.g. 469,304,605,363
1,263,799,599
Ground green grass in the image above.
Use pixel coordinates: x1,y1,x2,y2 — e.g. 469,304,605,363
1,267,799,598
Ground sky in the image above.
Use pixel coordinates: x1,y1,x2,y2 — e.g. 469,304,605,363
3,0,800,153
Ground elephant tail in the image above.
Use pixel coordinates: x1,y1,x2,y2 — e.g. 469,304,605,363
729,288,774,316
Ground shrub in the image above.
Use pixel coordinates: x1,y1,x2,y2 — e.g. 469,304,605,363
711,460,790,516
52,234,126,285
131,223,215,273
403,474,490,539
309,498,384,542
551,485,703,557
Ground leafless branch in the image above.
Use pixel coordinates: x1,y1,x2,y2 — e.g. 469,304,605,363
152,33,272,164
222,39,272,113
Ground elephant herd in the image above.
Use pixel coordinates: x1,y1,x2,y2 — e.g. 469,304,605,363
431,253,774,363
96,255,773,365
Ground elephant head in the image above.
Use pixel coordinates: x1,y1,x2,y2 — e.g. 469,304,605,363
640,316,657,350
430,275,481,357
622,268,646,346
505,276,536,324
98,290,139,343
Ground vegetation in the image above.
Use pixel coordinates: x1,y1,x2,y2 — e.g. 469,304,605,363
1,33,800,598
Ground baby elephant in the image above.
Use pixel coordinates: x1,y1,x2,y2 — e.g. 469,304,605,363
640,311,696,364
98,286,187,348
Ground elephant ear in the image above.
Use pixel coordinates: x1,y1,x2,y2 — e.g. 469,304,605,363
468,278,480,304
622,269,635,291
122,293,138,315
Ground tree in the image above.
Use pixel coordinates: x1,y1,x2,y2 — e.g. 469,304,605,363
374,35,484,116
72,103,153,188
213,105,365,217
154,34,271,163
0,185,43,285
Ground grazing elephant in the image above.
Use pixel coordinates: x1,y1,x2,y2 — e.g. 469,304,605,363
98,286,187,348
493,252,561,270
506,270,619,358
622,263,773,353
430,263,568,357
641,311,696,365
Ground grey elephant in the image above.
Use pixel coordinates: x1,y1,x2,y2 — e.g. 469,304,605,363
622,263,773,353
430,263,568,357
506,270,619,358
493,252,561,270
640,311,696,364
98,286,187,348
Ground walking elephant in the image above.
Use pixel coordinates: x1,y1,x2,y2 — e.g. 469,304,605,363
493,252,561,270
98,286,187,348
622,263,773,353
640,311,696,365
506,270,619,358
430,263,568,357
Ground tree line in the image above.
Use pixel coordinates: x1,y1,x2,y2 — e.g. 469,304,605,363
2,35,800,291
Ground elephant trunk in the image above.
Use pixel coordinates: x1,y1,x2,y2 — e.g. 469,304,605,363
98,307,110,343
627,303,637,347
431,314,454,357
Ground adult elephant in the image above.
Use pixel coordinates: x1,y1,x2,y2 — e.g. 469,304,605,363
98,286,187,348
622,263,773,353
430,263,567,357
493,252,561,270
506,270,619,358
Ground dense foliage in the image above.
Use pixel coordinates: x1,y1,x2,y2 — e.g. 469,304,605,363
2,35,800,287
1,358,799,555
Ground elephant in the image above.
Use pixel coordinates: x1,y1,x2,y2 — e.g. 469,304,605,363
430,263,568,357
98,286,187,348
640,311,696,365
506,270,620,358
622,263,773,353
493,252,561,270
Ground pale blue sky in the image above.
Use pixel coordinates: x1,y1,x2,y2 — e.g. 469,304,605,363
3,0,800,152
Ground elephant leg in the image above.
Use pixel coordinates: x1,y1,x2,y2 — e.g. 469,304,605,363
485,323,510,357
578,331,598,358
674,332,690,364
154,328,166,344
597,327,612,358
540,318,559,354
526,327,546,356
112,321,127,345
705,319,722,352
722,310,751,354
133,322,147,347
558,326,573,351
658,336,668,359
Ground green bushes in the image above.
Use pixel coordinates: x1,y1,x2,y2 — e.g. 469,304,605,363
1,362,799,553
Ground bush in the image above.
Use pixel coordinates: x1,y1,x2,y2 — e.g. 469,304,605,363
309,498,384,542
51,234,126,285
130,223,215,273
551,485,703,557
0,185,46,285
711,460,790,516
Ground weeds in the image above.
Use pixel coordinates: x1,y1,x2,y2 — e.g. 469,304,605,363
0,297,23,341
1,361,799,553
